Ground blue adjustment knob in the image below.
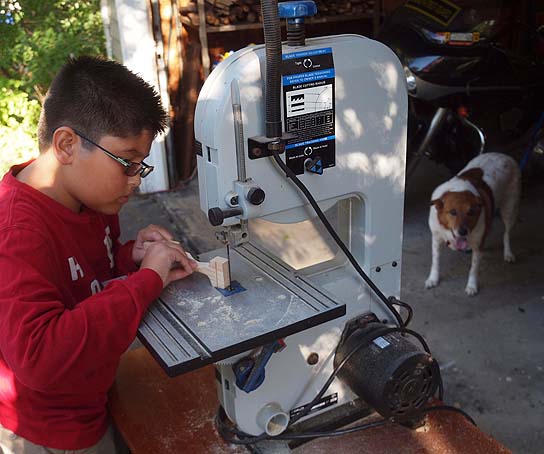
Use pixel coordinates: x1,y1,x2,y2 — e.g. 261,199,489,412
278,1,318,19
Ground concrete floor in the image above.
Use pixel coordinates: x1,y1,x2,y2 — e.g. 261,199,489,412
119,157,544,453
402,159,544,454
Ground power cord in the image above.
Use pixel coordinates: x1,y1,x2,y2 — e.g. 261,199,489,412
270,147,407,328
216,403,477,445
389,296,413,327
284,326,438,426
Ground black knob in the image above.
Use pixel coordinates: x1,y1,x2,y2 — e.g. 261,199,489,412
208,207,224,226
247,187,266,205
208,207,243,226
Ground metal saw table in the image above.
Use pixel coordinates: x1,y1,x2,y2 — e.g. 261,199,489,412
137,243,346,376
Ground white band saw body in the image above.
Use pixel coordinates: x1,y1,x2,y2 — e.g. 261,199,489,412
194,34,408,436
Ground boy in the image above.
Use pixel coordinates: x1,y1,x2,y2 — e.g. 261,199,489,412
0,56,197,453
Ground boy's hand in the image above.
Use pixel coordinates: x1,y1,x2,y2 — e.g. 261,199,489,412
140,241,198,288
132,224,175,265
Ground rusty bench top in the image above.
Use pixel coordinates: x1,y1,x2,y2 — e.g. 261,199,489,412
108,347,511,454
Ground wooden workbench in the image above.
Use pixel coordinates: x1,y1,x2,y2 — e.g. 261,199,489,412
108,347,511,454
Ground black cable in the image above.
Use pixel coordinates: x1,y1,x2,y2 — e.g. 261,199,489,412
290,326,394,425
215,408,269,445
270,148,406,328
216,405,389,444
289,326,434,426
217,403,477,444
388,296,413,327
278,419,388,439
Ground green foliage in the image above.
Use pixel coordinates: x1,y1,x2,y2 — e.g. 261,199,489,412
0,0,106,96
0,78,41,175
0,0,105,175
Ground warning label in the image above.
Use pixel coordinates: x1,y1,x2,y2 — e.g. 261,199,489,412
282,47,335,175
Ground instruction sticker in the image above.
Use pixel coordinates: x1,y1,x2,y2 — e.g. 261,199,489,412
282,47,335,175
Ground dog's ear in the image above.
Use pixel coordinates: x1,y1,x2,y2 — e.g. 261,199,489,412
475,196,483,209
431,199,444,211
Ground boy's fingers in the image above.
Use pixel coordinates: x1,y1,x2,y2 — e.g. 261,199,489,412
143,230,167,243
140,241,197,277
149,225,174,242
142,239,183,251
165,243,198,269
173,250,195,272
142,240,158,250
138,225,174,244
171,267,193,280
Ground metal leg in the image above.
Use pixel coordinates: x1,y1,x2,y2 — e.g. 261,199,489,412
459,115,486,155
406,107,449,179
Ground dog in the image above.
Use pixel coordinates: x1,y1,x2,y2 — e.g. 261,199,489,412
425,152,521,295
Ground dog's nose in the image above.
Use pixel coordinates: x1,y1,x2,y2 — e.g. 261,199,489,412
458,227,468,236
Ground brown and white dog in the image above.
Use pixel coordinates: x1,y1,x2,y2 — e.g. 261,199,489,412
425,152,521,295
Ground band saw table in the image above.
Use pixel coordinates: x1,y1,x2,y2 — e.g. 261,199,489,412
137,243,346,376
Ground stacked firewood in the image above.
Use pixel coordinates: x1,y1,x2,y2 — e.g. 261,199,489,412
315,0,375,16
209,0,262,26
179,0,259,26
180,0,375,27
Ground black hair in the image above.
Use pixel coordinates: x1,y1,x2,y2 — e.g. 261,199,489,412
38,56,168,151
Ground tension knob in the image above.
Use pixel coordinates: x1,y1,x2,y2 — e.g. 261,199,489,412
247,187,266,205
208,207,243,226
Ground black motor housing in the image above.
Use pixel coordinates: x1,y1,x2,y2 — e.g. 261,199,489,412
334,318,440,423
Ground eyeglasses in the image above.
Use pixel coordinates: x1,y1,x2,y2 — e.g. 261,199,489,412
72,130,154,178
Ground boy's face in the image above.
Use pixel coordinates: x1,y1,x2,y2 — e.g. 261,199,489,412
65,129,155,214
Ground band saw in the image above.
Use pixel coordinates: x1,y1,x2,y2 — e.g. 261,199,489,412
138,0,441,441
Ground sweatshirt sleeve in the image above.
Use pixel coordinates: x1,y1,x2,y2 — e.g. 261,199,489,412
108,215,138,275
114,239,138,274
0,227,163,394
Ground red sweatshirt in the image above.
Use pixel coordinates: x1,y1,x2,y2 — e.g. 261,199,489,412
0,163,163,449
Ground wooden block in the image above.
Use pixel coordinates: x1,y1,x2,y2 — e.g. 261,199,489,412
210,257,230,289
188,254,230,289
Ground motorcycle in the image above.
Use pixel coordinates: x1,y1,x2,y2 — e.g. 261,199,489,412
377,0,544,178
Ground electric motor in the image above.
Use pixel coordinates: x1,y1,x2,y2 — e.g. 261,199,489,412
334,318,440,423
